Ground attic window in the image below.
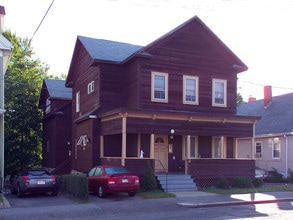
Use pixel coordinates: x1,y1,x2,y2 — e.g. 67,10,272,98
45,98,51,114
88,81,94,94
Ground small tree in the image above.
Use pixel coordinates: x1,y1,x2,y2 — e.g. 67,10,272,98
142,161,157,191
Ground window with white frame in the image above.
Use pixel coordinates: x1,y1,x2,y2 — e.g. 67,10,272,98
255,141,262,158
76,91,80,112
87,81,94,94
151,72,168,102
213,137,222,158
212,79,227,107
273,138,281,159
183,75,198,105
45,98,51,114
183,136,197,158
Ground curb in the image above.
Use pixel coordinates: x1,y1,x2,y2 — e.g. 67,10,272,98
1,194,11,208
177,197,293,208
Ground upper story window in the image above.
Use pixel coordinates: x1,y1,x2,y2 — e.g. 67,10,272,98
88,81,94,94
183,75,198,105
272,138,280,159
151,72,168,102
76,91,80,113
45,98,51,114
255,141,262,158
212,79,227,107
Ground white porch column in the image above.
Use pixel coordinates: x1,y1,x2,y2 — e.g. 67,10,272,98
121,115,127,166
221,136,224,158
251,122,256,159
100,135,104,157
187,135,191,159
150,134,154,158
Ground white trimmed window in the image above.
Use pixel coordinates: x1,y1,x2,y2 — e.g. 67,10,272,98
212,79,227,107
273,138,281,159
183,136,198,159
213,137,222,158
88,81,94,94
255,141,262,158
76,91,80,112
151,72,168,102
183,75,198,105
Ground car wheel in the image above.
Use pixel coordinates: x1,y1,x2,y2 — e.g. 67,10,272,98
98,186,106,198
17,185,24,198
51,189,58,196
128,191,136,197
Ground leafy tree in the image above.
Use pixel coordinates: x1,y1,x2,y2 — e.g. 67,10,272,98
237,92,243,106
3,30,49,175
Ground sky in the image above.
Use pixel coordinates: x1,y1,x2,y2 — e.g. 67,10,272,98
1,0,293,101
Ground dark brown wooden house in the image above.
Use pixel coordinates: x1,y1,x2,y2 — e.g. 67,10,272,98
38,79,72,174
65,16,259,187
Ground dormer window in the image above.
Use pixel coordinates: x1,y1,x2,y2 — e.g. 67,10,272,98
151,72,168,102
45,98,51,114
212,79,227,107
88,81,94,94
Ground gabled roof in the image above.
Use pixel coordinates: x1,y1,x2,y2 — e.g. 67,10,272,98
78,36,143,63
66,15,247,87
44,79,72,99
0,33,13,51
237,93,293,135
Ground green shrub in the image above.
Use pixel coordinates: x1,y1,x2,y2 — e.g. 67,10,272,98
57,174,89,201
266,168,284,183
217,178,229,189
232,177,253,188
252,178,264,188
141,161,158,191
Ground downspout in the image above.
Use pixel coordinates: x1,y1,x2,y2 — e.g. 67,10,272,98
284,135,288,178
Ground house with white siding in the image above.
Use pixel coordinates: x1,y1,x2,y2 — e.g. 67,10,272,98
237,86,293,178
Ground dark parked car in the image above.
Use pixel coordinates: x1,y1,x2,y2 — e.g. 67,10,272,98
87,165,140,198
11,169,58,197
255,167,268,179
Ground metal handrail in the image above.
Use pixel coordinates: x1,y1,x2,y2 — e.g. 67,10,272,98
154,159,168,192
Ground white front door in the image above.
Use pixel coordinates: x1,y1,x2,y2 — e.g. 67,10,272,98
154,135,168,172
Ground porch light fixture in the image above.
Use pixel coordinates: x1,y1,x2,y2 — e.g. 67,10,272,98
169,129,175,140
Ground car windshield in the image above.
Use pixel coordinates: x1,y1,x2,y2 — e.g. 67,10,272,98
25,170,50,176
105,167,130,175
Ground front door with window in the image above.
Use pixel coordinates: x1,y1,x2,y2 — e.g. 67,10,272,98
154,135,168,172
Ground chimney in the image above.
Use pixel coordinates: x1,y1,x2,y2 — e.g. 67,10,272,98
0,6,5,33
248,96,256,102
264,85,272,107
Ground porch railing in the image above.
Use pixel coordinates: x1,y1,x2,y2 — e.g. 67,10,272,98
154,159,168,192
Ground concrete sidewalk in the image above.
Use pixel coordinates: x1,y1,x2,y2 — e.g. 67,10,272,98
172,190,293,208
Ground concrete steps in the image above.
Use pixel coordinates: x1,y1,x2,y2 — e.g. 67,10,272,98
156,173,197,192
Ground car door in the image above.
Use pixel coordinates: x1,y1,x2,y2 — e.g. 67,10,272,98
87,167,97,192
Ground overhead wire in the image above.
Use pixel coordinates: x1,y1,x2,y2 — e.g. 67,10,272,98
28,0,55,46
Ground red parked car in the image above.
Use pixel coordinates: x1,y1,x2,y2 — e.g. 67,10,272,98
87,165,140,198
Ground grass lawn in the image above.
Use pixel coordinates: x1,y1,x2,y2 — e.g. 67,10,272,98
201,184,293,195
138,189,176,199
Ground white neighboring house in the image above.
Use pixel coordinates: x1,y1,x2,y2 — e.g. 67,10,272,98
237,86,293,178
0,5,13,192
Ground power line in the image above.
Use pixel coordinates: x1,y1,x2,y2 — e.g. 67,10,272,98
240,81,293,91
28,0,55,46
